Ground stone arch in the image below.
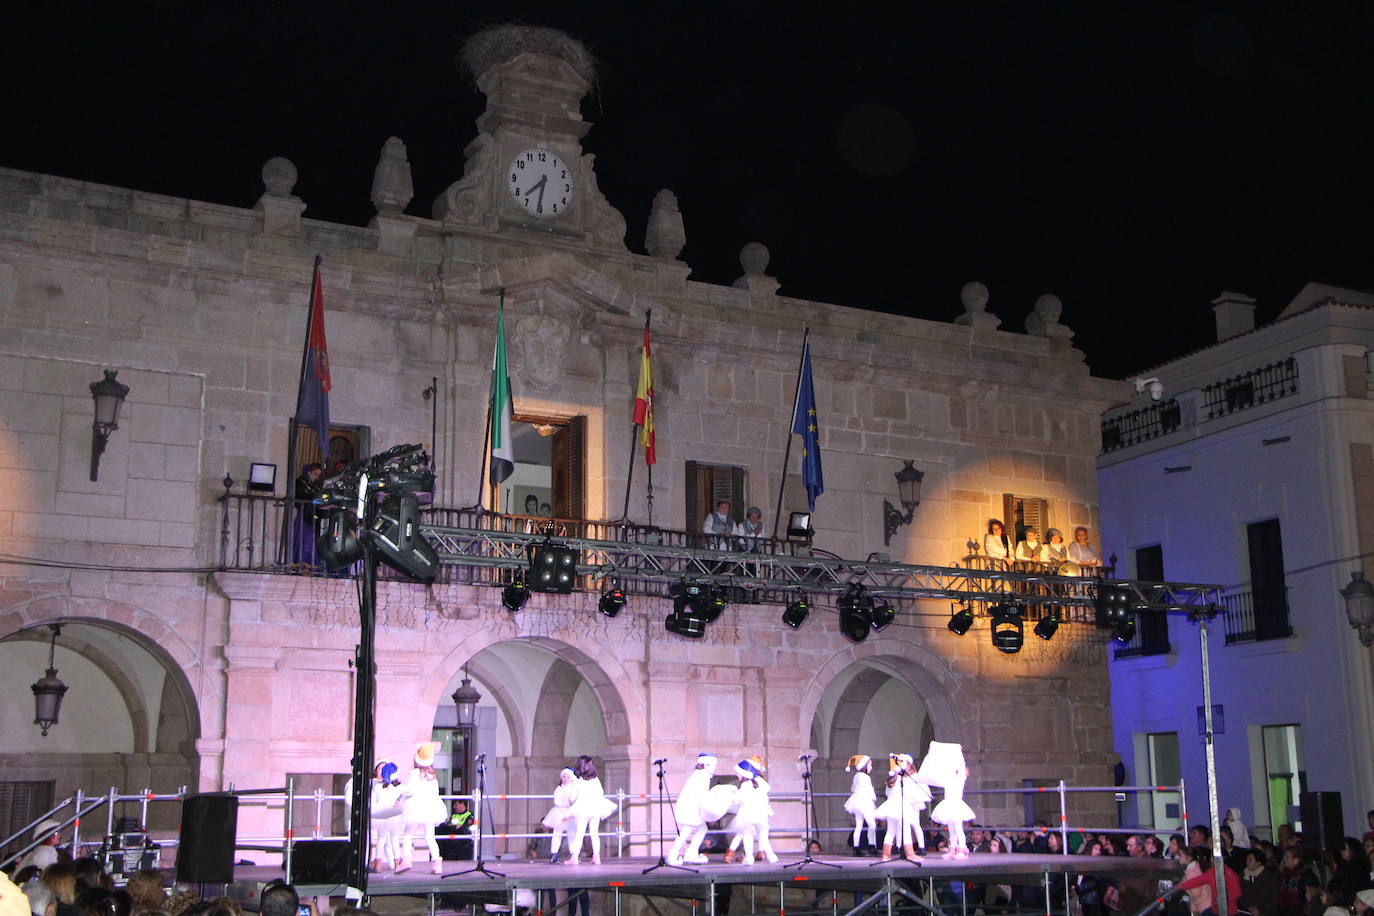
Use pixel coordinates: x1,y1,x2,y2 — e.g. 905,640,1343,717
529,659,585,759
463,656,528,758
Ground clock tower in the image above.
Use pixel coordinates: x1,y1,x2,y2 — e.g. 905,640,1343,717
432,25,627,251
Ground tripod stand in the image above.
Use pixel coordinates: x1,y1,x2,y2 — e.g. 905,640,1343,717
446,754,503,879
783,754,838,869
644,758,696,874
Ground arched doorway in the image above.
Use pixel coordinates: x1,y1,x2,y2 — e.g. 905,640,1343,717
0,619,201,841
806,658,945,853
429,639,631,856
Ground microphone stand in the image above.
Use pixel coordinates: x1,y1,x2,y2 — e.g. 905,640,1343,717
446,754,503,879
783,755,837,869
644,758,696,874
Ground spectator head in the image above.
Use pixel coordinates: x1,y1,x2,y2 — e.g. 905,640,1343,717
163,892,199,916
1277,823,1294,842
1074,526,1090,543
123,871,164,915
1364,837,1374,861
1168,834,1185,855
1145,835,1164,857
988,837,1005,853
524,495,539,514
71,860,110,895
1326,908,1353,916
260,882,299,916
11,871,40,888
806,839,822,855
715,501,730,515
1088,841,1103,856
988,519,1005,535
31,822,61,848
23,878,54,916
1023,527,1039,542
1339,837,1367,866
1354,890,1374,914
205,899,238,916
746,507,762,522
1047,832,1063,852
1282,847,1305,870
1245,848,1266,870
40,865,76,907
1125,835,1146,857
73,888,114,916
453,800,468,814
1188,824,1211,847
1190,846,1213,870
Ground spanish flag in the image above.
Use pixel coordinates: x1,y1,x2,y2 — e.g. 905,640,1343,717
633,319,655,465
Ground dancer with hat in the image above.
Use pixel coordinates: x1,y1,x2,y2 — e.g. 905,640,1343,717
873,752,930,863
668,753,720,866
843,754,879,856
398,742,448,874
725,756,777,865
542,768,577,864
371,759,405,872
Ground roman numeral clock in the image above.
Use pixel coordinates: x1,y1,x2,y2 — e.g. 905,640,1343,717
508,147,574,219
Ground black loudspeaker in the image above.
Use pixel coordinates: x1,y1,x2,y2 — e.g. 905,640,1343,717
367,493,438,582
291,839,350,884
176,794,238,884
1299,791,1344,853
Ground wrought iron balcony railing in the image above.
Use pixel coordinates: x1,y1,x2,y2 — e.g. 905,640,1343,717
1221,586,1293,644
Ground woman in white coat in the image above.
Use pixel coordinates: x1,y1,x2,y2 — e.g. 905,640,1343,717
541,768,577,864
564,755,616,865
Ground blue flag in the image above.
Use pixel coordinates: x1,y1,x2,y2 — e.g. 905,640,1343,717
791,336,823,511
295,264,331,449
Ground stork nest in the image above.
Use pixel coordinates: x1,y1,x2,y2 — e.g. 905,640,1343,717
459,24,597,85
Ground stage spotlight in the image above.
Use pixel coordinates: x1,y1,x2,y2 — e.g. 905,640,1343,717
690,585,726,622
1113,616,1137,643
369,493,439,582
501,577,529,612
1034,609,1060,641
948,603,974,636
838,584,874,643
989,602,1024,654
665,612,705,638
782,598,810,629
869,598,895,631
598,585,626,618
529,542,578,594
1095,582,1134,627
318,511,364,570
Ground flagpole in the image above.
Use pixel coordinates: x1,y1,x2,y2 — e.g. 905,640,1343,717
279,254,323,566
772,327,810,540
467,290,504,514
620,311,652,524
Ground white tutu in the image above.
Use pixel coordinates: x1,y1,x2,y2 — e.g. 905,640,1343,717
844,796,877,817
701,784,739,822
930,799,976,826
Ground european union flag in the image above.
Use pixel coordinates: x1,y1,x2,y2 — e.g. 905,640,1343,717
791,336,823,511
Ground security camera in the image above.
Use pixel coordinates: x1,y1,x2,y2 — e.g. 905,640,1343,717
1134,377,1164,401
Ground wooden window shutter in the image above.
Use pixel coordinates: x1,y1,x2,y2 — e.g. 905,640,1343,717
686,460,702,531
552,416,586,520
1002,493,1049,541
728,466,747,524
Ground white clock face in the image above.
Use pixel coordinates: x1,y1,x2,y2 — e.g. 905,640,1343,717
508,148,573,218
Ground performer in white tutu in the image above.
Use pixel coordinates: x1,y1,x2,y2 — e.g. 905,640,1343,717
725,756,776,865
843,754,879,856
541,767,577,864
398,742,449,874
873,752,931,862
919,741,977,859
668,753,719,865
564,755,616,865
370,759,405,872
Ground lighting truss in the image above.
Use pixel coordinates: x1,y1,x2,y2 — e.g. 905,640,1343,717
418,523,1223,614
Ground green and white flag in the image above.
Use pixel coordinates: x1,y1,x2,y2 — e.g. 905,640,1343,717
489,299,514,485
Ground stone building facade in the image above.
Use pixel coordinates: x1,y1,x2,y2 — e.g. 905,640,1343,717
0,27,1127,853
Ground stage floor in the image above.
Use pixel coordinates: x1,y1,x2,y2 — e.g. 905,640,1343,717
231,852,1180,903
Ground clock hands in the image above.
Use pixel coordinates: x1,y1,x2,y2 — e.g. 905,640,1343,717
524,174,548,211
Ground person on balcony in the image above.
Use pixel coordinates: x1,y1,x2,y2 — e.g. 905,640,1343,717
1015,527,1045,563
1069,527,1100,567
736,506,766,553
291,463,324,569
983,519,1012,566
1044,529,1070,565
702,500,735,550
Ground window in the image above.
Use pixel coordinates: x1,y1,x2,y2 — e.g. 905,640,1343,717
1002,494,1048,543
1261,725,1304,836
0,781,54,860
1146,732,1182,829
1247,519,1291,640
1135,546,1170,655
291,423,370,477
686,461,747,536
501,415,585,521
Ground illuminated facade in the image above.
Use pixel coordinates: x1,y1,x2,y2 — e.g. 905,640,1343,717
0,27,1129,853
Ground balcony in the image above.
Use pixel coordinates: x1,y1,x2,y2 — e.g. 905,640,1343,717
1221,587,1294,644
1099,356,1301,455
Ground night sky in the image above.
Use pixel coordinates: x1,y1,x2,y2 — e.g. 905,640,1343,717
6,2,1372,376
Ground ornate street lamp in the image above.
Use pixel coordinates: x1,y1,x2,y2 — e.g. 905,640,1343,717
31,624,68,737
452,670,482,727
1340,571,1374,646
90,369,130,481
882,460,924,545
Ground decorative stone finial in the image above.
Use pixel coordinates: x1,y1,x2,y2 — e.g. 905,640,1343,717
954,281,1000,330
740,242,770,277
1025,293,1065,337
261,157,298,197
370,137,414,216
645,189,686,260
